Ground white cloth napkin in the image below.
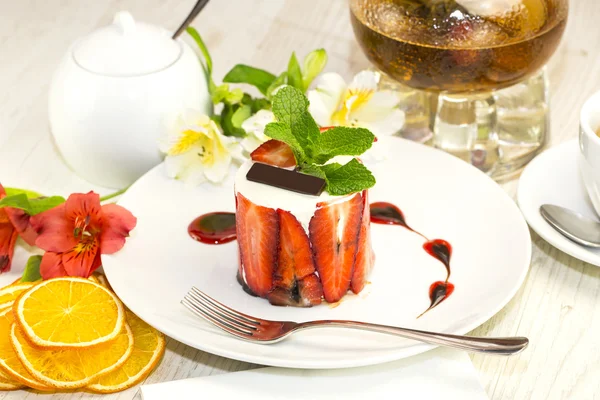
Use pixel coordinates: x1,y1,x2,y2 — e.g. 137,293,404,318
141,348,488,399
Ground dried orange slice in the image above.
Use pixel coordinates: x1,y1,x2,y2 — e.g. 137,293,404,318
11,321,134,389
0,369,22,391
14,277,125,348
87,311,166,393
0,309,52,391
0,283,35,310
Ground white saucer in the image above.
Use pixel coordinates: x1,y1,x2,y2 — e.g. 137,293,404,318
518,139,600,266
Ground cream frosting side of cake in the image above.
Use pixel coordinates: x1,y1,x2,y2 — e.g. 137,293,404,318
234,158,354,232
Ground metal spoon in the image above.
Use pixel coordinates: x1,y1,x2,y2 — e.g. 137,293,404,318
539,204,600,248
172,0,211,39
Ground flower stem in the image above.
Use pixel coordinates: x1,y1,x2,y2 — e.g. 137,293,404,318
99,187,129,202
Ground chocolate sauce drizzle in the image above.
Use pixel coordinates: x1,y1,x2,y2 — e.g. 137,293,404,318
370,202,455,317
188,212,237,245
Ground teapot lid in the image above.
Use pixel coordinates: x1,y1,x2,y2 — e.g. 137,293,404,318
73,11,181,76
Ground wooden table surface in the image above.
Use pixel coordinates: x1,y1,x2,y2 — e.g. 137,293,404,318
1,0,599,399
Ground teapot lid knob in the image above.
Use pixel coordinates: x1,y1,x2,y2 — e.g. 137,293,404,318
112,11,136,35
71,11,181,77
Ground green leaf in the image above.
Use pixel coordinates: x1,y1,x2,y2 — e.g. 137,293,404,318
269,86,323,159
186,27,215,93
29,196,66,215
271,85,309,126
211,85,227,104
223,65,277,95
220,104,248,138
226,88,244,104
231,104,252,128
312,126,375,164
302,49,327,90
297,112,322,156
250,98,271,113
320,159,376,196
186,27,212,76
264,122,306,163
298,164,326,180
286,52,304,91
4,188,42,199
212,84,244,105
266,72,288,100
0,194,65,215
0,194,30,211
21,255,42,283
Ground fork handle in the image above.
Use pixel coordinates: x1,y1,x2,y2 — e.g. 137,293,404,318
294,320,528,355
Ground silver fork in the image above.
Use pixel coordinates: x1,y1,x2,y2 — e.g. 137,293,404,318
181,287,528,355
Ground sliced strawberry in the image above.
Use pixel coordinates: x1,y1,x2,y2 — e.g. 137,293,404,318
309,193,363,303
250,140,296,168
236,193,279,297
277,210,315,280
235,193,243,285
268,210,322,307
298,274,323,306
351,190,375,294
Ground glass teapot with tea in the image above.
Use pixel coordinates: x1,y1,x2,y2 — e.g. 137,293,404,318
350,0,568,179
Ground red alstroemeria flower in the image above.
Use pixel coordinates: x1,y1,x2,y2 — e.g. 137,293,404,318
30,191,136,279
0,201,18,274
0,184,38,273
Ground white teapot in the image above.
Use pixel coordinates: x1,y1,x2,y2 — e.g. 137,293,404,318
49,11,211,188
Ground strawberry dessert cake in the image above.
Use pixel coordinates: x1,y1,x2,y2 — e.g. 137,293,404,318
235,159,373,307
233,86,377,307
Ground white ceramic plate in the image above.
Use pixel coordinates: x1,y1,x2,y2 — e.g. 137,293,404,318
102,137,531,369
518,139,600,266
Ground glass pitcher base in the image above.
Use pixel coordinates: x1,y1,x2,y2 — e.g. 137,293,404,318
378,68,550,182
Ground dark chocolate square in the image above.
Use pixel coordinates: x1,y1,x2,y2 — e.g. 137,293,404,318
246,163,326,196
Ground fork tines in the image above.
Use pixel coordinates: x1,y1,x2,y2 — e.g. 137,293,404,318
181,287,260,339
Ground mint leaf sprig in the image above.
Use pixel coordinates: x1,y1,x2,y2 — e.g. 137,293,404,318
264,86,376,196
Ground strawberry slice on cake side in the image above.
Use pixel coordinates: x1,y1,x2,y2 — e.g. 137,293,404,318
236,192,280,298
352,190,375,294
269,210,323,307
309,193,364,303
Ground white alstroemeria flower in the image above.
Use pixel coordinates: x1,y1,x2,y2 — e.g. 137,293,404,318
240,109,276,153
159,109,243,185
307,70,405,137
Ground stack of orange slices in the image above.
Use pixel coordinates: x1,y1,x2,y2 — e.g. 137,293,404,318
0,275,166,393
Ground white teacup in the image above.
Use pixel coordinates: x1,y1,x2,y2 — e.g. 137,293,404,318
579,90,600,216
